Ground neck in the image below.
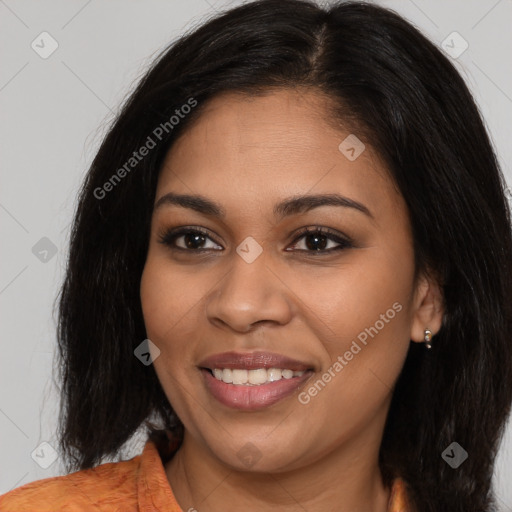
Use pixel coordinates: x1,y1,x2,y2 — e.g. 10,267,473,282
165,418,391,512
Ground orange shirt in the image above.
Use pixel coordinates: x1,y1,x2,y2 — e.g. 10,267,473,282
0,439,413,511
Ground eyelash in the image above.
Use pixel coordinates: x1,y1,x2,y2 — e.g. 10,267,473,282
157,225,354,255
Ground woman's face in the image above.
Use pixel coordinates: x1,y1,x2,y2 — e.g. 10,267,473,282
140,88,442,473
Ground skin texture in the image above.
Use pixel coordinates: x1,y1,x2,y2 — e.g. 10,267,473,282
140,88,444,512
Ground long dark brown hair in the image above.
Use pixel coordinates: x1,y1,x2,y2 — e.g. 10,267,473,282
56,1,512,510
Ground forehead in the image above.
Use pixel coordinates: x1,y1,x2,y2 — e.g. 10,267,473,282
164,88,357,169
155,88,403,222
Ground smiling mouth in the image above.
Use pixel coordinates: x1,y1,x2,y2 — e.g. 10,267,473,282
198,350,315,409
201,367,314,410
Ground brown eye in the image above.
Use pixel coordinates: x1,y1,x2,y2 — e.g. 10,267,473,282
159,228,223,251
288,227,353,254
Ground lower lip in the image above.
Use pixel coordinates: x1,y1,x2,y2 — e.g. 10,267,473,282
201,369,312,410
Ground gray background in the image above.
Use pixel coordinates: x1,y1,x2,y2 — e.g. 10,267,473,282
1,0,511,508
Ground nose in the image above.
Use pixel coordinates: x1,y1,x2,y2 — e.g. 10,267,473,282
205,250,293,333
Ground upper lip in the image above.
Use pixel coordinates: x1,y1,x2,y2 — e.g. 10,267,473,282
199,351,313,371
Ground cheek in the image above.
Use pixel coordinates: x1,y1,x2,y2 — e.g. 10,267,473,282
301,254,413,345
140,259,173,342
294,281,410,440
139,255,204,423
296,251,415,411
139,255,199,382
140,251,208,345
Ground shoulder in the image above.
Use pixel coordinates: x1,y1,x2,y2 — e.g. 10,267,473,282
388,477,417,512
0,455,141,512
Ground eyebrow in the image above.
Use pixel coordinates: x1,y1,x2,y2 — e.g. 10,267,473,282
154,192,373,220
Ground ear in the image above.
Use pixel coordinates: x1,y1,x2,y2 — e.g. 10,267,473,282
410,270,444,343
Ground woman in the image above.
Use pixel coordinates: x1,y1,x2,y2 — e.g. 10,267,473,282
2,0,511,510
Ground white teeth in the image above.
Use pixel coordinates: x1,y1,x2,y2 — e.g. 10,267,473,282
267,368,282,382
248,368,268,385
232,369,248,385
210,367,306,385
